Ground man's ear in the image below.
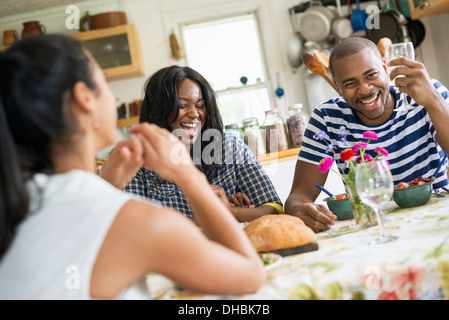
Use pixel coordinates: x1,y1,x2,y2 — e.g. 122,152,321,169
333,79,342,96
72,81,95,114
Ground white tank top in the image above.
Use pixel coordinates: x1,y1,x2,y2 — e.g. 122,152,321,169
0,170,153,299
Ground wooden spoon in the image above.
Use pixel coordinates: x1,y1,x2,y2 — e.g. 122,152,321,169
313,49,329,72
302,53,339,92
377,37,392,59
312,49,333,83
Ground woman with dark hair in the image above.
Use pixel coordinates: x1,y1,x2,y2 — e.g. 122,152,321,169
0,35,265,299
125,65,283,222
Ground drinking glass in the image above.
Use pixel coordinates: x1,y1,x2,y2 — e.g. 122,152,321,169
355,159,397,245
384,42,415,111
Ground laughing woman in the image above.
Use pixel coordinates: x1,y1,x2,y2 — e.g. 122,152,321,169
124,66,282,222
0,35,265,299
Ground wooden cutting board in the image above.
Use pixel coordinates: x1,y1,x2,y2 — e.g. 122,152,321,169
261,242,319,257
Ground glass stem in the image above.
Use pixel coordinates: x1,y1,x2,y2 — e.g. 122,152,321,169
375,208,386,240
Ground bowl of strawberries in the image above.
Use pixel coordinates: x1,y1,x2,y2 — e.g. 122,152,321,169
393,177,433,208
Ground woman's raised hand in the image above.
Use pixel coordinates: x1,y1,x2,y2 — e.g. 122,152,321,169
129,123,196,183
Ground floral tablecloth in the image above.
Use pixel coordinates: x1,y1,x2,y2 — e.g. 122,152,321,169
146,193,449,300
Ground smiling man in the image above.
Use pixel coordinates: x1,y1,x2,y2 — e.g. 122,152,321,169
285,37,449,233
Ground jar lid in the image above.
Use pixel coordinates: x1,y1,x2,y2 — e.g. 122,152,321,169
265,108,279,114
288,103,303,110
242,117,259,125
225,123,239,129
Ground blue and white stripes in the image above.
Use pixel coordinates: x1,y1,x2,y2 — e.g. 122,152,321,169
299,80,449,189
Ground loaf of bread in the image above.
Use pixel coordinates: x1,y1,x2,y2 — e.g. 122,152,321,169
243,214,316,252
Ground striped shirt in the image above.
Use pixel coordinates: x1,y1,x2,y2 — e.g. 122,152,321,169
124,132,282,218
298,80,449,190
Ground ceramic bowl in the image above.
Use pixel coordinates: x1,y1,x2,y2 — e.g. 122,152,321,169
393,181,432,208
324,194,354,220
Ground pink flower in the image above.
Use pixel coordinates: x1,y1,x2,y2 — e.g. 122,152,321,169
318,157,334,173
356,154,372,163
374,147,389,157
363,131,378,140
352,142,367,153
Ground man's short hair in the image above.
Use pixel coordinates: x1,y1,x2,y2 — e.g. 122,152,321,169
329,38,382,77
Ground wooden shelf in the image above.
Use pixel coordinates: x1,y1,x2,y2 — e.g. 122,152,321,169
117,116,139,128
257,148,300,166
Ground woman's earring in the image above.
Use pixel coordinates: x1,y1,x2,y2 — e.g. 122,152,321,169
92,121,100,130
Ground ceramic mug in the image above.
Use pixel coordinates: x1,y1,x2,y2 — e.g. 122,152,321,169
3,29,18,46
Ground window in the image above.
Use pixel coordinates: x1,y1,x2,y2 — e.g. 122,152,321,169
180,12,272,127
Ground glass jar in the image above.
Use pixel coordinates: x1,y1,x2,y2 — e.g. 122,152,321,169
224,123,243,140
286,103,309,148
242,117,266,156
263,109,289,153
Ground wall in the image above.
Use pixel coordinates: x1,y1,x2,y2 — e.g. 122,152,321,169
264,158,345,205
1,0,449,200
0,0,309,115
2,0,448,116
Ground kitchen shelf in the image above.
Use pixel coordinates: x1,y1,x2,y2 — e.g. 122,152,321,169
70,24,144,81
257,148,300,166
117,116,139,128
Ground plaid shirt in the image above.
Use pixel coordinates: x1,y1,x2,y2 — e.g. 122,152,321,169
124,132,281,218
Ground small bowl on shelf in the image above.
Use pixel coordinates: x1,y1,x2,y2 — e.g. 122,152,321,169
324,194,353,220
392,179,433,208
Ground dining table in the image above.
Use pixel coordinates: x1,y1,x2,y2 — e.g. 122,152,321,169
145,192,449,300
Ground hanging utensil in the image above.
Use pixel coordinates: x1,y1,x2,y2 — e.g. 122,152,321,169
350,0,368,32
299,0,335,42
312,49,330,73
302,53,339,92
275,72,285,98
377,37,392,59
332,0,353,39
287,32,304,70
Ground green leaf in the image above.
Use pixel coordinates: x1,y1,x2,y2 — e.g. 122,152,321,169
289,284,319,300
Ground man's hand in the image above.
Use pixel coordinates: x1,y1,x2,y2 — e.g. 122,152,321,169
388,57,441,108
288,203,336,233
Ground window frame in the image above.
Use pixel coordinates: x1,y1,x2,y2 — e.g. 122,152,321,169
176,10,275,125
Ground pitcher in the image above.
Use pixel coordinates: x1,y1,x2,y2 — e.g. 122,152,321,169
3,30,18,46
21,21,46,38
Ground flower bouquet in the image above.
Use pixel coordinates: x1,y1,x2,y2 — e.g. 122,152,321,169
314,127,389,227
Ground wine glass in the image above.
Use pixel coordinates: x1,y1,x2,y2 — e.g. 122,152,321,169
355,159,397,245
384,42,415,111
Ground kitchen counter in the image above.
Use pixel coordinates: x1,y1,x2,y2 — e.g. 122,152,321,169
257,148,300,166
